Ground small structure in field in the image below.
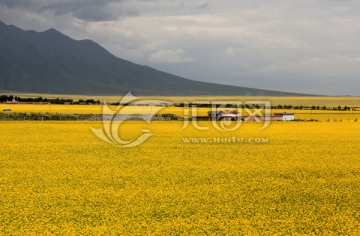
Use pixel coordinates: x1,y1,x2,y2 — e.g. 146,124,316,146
207,110,239,121
193,111,295,121
274,113,295,121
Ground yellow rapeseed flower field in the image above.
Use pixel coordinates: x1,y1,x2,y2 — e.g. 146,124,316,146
0,121,359,234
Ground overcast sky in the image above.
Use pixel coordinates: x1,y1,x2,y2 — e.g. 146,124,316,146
1,0,360,95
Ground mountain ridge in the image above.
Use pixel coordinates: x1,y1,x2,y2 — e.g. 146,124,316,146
0,20,311,96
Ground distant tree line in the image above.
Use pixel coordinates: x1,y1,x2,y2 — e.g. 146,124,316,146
0,113,179,121
174,103,356,111
0,95,100,105
0,95,356,110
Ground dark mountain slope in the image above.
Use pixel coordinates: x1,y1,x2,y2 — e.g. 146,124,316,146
0,21,306,96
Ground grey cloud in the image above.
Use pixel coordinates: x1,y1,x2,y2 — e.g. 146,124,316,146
72,5,117,21
196,3,208,10
1,0,360,95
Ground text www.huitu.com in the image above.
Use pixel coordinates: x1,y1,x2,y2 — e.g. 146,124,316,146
182,137,270,144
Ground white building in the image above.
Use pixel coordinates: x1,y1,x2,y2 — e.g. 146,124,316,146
274,113,295,121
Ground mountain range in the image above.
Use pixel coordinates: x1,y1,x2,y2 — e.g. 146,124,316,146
0,20,307,96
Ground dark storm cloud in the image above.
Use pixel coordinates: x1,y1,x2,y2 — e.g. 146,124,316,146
0,0,131,21
0,0,35,8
